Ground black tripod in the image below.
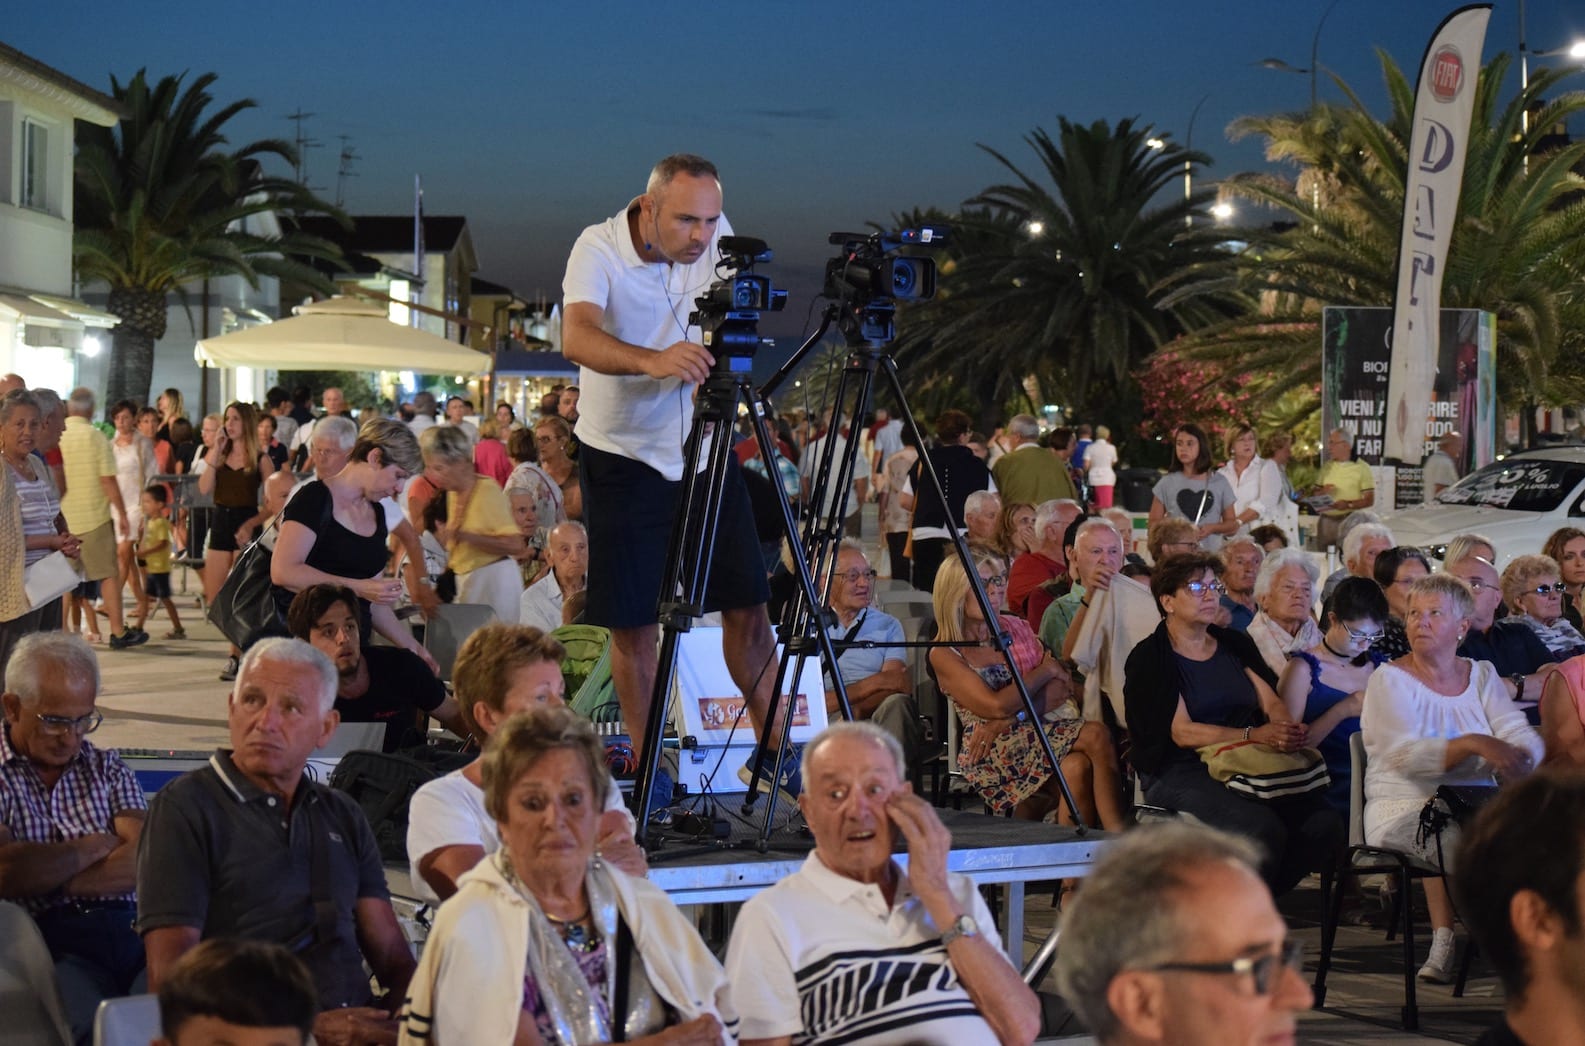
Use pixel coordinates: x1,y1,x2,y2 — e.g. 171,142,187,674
738,302,1086,847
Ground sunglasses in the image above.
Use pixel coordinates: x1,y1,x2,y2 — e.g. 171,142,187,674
1145,938,1303,995
1526,583,1567,596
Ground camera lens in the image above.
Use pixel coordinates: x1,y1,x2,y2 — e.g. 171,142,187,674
733,279,758,309
891,259,916,296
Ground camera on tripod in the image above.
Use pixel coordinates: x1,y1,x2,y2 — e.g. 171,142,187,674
823,226,947,344
690,236,787,374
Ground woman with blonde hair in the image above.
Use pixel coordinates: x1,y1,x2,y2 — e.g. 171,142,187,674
994,500,1038,561
1501,554,1585,659
534,415,581,521
421,424,526,623
1082,424,1118,509
929,553,1125,830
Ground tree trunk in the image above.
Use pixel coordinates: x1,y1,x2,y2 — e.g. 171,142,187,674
104,287,169,411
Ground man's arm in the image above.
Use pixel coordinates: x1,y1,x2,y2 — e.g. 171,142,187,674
355,897,416,1010
562,302,713,385
886,790,1041,1046
428,695,469,740
143,925,203,991
831,659,911,716
64,810,144,896
0,823,119,897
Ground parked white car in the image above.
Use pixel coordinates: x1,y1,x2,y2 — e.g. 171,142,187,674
1378,448,1585,569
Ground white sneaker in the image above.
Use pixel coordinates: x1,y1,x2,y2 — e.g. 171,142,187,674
1418,927,1456,983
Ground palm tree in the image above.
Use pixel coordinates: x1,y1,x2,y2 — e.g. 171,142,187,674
73,70,344,407
1171,52,1585,431
889,118,1245,427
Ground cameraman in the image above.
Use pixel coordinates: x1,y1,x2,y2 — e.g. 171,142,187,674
562,154,793,797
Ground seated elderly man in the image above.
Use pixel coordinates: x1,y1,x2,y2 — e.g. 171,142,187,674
1217,536,1263,631
1456,769,1585,1045
517,520,588,632
136,638,415,1046
286,584,465,751
1319,517,1392,603
1054,821,1311,1046
1446,554,1558,709
822,540,923,763
1247,548,1322,677
963,489,1003,551
1009,498,1083,629
0,634,146,1043
726,721,1040,1045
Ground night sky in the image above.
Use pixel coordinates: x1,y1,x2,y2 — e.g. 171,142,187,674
9,1,1583,347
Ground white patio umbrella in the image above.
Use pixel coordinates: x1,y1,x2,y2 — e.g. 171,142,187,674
194,296,489,373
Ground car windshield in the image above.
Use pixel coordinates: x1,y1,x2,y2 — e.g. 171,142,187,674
1435,459,1585,512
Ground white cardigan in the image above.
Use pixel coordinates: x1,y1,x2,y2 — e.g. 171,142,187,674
400,856,738,1045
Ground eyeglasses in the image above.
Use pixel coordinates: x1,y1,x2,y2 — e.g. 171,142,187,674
33,711,103,736
979,573,1009,588
836,569,878,584
1344,624,1386,643
1183,580,1227,597
1144,938,1304,995
1526,583,1567,596
1454,576,1496,592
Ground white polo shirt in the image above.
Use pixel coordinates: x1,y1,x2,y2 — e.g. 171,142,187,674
725,851,1001,1045
562,199,733,481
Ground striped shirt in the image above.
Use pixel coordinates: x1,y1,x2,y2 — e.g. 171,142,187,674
11,458,60,567
0,725,146,914
726,852,1000,1046
59,417,117,532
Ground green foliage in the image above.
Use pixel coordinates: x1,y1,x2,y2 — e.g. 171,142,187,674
884,119,1246,426
1172,52,1585,427
276,371,379,411
73,69,347,406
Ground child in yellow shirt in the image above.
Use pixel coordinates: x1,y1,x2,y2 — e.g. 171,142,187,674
134,485,185,639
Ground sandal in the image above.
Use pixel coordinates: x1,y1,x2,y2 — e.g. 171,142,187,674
83,632,104,644
165,628,187,640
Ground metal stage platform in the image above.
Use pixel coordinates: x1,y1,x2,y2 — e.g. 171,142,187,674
642,809,1110,957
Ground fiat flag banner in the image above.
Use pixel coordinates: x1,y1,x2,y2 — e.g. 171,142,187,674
1382,4,1492,466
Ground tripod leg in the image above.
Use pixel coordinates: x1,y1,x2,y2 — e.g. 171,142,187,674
877,355,1087,832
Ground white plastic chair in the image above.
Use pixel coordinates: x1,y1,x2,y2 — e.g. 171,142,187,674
93,993,159,1046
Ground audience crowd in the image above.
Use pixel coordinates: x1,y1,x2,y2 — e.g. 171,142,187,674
9,363,1585,1044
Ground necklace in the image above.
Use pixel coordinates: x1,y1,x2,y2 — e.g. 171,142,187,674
1321,637,1351,660
545,907,598,952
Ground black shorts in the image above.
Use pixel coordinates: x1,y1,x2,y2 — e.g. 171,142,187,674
144,572,172,599
580,443,771,630
208,505,257,553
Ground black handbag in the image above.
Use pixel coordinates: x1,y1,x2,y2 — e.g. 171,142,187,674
208,491,334,649
1416,783,1499,859
207,522,288,649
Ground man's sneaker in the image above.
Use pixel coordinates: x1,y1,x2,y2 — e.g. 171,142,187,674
218,655,240,682
737,747,803,803
126,627,149,647
1418,927,1457,983
108,631,132,650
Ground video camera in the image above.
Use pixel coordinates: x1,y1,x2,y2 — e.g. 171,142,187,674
690,236,787,373
823,226,946,345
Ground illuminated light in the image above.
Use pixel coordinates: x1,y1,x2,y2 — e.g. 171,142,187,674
400,371,415,392
1026,221,1045,237
454,374,465,383
1146,138,1166,150
1211,202,1234,221
80,335,103,358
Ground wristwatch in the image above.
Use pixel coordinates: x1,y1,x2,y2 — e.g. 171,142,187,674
940,914,978,946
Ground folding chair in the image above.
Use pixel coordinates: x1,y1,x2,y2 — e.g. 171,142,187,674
93,994,159,1046
422,603,499,683
1312,732,1445,1031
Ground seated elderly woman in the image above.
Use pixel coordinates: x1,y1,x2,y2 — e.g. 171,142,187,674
1371,545,1432,661
406,624,643,905
1245,548,1322,677
1123,552,1342,895
1361,573,1544,983
1501,554,1585,660
930,554,1126,830
401,705,734,1045
1277,577,1391,814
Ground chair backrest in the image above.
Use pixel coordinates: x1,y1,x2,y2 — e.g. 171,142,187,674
93,993,160,1046
1349,730,1368,848
423,602,499,682
0,902,71,1046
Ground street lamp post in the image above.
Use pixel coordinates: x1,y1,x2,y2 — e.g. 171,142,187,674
1183,93,1210,227
1257,0,1344,109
